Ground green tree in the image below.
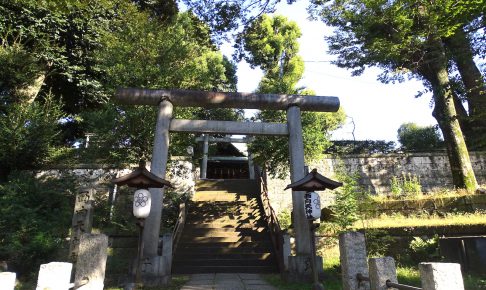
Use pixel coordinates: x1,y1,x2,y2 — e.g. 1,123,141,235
237,15,345,177
397,123,444,152
0,171,74,276
82,9,240,164
0,94,63,180
0,0,115,111
445,28,486,150
311,0,481,191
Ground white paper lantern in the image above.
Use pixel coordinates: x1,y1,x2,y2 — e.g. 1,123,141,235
304,191,321,220
133,189,151,219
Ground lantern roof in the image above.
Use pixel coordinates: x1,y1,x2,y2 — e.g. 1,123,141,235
284,169,342,191
111,160,173,189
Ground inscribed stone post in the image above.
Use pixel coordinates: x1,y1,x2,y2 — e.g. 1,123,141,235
419,262,464,290
36,262,73,290
339,232,370,290
0,272,16,290
282,234,291,270
369,257,397,290
74,233,109,290
69,188,95,262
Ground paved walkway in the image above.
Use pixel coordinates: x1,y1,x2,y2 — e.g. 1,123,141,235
180,273,279,290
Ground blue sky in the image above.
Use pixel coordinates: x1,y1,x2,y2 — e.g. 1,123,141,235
221,0,437,143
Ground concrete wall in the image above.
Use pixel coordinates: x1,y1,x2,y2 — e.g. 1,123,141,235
266,152,486,214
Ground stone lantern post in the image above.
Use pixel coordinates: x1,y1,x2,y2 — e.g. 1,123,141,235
285,169,342,289
112,161,172,289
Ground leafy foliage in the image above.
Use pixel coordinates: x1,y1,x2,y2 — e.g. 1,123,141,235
390,173,422,198
325,140,397,155
0,94,63,180
310,0,480,190
182,0,292,42
0,41,43,106
81,10,240,164
409,235,440,264
238,15,345,177
397,123,444,152
328,168,368,232
0,171,75,276
0,0,114,112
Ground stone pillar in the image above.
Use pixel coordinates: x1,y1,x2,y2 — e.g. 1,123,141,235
419,263,464,290
286,105,311,255
141,234,172,287
144,99,173,257
69,188,95,263
248,152,255,180
36,262,72,290
160,233,172,275
0,272,16,290
201,134,209,179
369,257,397,290
339,231,370,290
74,233,108,290
282,233,291,270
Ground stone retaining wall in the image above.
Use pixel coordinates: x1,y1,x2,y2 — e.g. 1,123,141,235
266,151,486,214
39,152,486,215
37,157,195,199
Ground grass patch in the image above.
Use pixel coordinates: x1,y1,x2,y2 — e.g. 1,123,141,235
396,266,421,287
105,275,189,290
355,211,486,229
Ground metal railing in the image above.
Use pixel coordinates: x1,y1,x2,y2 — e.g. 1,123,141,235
258,170,285,273
357,273,422,290
172,200,187,255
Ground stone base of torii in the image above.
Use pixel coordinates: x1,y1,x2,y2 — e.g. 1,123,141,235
115,88,340,285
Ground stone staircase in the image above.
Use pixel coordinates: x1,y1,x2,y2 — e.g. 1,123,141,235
172,179,278,274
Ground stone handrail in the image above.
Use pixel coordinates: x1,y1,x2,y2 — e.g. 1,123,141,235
258,171,285,273
172,200,187,255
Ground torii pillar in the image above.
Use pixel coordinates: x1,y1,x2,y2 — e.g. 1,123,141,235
115,88,340,284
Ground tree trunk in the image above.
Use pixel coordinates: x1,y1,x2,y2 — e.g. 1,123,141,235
14,73,46,104
445,28,486,149
421,39,478,191
452,91,471,137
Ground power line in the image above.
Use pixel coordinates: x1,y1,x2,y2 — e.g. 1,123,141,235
303,60,333,63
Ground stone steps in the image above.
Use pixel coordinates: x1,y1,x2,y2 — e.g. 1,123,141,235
172,179,278,274
172,265,277,274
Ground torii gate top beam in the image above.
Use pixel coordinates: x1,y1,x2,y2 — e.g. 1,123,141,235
116,88,340,112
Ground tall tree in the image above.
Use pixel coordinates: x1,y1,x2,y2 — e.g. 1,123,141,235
236,14,345,177
397,122,443,152
0,0,116,111
445,28,486,149
83,9,240,163
310,0,481,191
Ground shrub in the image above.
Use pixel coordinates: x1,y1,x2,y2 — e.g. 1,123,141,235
325,164,371,233
409,235,440,263
389,173,422,198
365,229,394,257
278,209,292,231
0,171,75,277
0,94,63,180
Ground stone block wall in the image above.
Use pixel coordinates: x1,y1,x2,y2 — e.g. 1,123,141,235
37,157,195,199
266,152,486,214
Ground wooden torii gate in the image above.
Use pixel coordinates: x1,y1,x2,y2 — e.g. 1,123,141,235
115,88,340,283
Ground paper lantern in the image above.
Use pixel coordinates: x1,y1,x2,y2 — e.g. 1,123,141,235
304,191,321,220
133,189,151,219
